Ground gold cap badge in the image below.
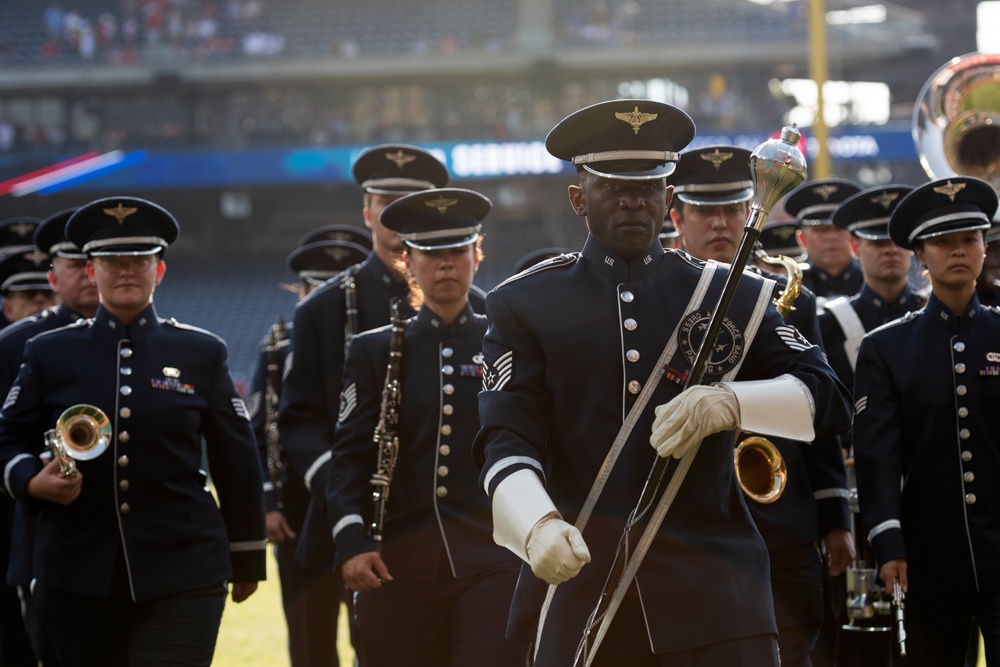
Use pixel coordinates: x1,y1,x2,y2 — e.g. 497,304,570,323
614,106,658,135
811,184,839,202
932,180,966,202
870,191,900,210
700,149,734,171
386,150,416,169
104,203,138,225
425,196,458,214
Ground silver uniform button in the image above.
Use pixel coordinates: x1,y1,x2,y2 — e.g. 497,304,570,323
119,480,129,491
959,407,969,418
120,503,131,514
436,486,448,498
120,385,132,396
442,365,454,376
964,471,975,483
119,431,130,443
954,341,966,353
120,348,133,358
966,493,977,505
439,445,451,456
119,407,131,419
962,450,973,462
955,363,967,374
443,384,454,395
624,318,638,331
437,466,449,477
443,404,454,416
120,367,132,376
960,428,971,440
620,291,634,303
441,424,452,436
442,347,454,358
626,349,640,363
957,385,968,396
628,380,641,395
118,455,129,467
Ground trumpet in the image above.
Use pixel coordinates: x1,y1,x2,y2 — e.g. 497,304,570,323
44,404,111,477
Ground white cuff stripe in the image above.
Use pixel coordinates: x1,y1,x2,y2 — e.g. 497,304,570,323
333,514,364,540
4,454,34,495
813,488,851,500
230,539,267,552
868,519,901,543
483,456,543,495
303,450,332,493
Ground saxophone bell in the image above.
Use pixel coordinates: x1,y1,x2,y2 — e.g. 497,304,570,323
734,434,787,504
44,404,111,477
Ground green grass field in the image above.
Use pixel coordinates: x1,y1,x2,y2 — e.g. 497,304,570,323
213,550,355,666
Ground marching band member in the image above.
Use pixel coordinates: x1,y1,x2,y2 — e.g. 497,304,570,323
854,176,1000,666
474,100,851,666
0,196,266,666
327,188,524,666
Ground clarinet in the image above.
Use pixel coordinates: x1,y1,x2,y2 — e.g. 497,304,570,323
342,264,362,356
368,297,407,549
263,318,288,510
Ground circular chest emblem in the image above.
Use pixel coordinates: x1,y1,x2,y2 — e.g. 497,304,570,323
677,309,745,376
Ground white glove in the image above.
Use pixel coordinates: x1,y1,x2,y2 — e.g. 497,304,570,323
649,384,740,459
525,513,592,585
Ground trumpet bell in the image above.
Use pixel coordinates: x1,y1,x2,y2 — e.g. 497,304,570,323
914,52,1000,186
56,404,111,461
734,435,787,504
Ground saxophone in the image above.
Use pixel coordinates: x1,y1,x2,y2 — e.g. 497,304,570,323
263,318,288,509
368,297,407,548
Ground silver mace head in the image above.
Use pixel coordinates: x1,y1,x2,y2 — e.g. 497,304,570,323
747,124,809,231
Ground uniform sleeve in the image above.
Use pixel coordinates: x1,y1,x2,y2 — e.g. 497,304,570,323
202,340,267,583
0,340,48,509
852,334,906,566
325,335,383,569
279,292,343,497
802,433,851,534
473,290,551,499
246,340,278,514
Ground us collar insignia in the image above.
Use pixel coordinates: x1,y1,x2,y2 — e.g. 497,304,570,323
162,367,181,378
23,249,48,266
700,149,733,170
933,180,965,202
104,203,138,225
812,184,839,201
386,149,416,169
615,106,657,135
870,191,899,210
9,222,35,237
425,196,458,214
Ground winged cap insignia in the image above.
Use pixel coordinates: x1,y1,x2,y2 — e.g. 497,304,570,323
870,191,900,210
773,226,796,240
614,106,658,135
8,223,36,237
932,180,966,202
325,247,352,262
23,249,48,266
386,149,416,169
425,196,458,214
700,149,734,170
104,203,139,225
811,184,839,201
325,231,353,241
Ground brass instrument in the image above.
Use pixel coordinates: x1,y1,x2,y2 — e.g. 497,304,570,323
368,297,406,548
263,318,288,509
914,52,1000,187
44,404,111,477
732,241,804,503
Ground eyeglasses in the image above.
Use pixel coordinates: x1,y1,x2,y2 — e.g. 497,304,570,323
93,255,158,273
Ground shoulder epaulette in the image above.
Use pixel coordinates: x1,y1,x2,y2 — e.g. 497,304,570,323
868,309,920,336
493,253,579,290
164,318,226,345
